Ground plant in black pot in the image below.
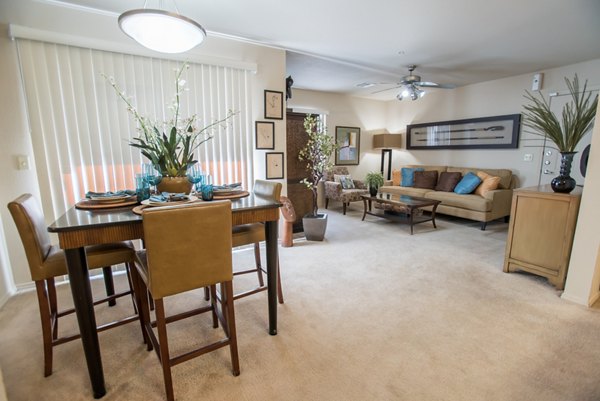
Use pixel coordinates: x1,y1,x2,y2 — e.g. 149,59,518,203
298,114,337,241
365,171,384,197
522,74,597,193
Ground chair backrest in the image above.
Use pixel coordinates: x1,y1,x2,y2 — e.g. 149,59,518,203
7,194,53,281
325,166,349,182
142,201,233,298
253,180,282,201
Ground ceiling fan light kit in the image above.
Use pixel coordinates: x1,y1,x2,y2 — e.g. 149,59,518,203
119,1,206,54
369,64,455,101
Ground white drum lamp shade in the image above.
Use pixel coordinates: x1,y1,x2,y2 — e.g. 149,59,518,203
119,9,206,54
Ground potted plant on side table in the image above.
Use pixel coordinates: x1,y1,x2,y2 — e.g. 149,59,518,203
298,114,337,241
365,171,384,197
522,74,597,193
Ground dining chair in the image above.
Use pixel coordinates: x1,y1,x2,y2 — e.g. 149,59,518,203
231,180,284,303
7,193,140,377
133,201,239,401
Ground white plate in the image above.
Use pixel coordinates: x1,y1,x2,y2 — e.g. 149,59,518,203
89,194,132,202
141,195,198,207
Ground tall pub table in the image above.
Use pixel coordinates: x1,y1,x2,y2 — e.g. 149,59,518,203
48,195,281,398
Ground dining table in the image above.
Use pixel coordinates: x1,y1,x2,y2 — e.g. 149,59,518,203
47,194,281,399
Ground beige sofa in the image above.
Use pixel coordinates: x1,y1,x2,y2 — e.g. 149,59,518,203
379,165,515,230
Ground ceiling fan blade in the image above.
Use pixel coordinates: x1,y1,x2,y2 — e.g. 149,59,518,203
371,85,402,95
415,81,456,89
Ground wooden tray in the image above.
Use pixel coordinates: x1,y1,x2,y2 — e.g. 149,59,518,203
76,199,138,210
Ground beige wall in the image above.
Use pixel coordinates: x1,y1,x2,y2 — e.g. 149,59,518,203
0,2,286,296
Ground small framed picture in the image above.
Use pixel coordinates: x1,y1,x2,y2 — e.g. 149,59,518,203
255,121,275,149
335,126,361,165
266,152,284,179
264,90,283,120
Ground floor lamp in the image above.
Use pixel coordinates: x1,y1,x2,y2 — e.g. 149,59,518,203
372,134,403,180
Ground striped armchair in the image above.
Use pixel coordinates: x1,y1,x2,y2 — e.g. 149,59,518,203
323,167,368,215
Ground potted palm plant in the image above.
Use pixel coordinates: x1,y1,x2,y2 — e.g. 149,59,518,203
105,63,235,193
298,114,337,241
365,171,384,196
522,74,597,193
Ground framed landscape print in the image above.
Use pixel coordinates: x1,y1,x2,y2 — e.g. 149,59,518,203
335,126,360,165
264,90,283,120
255,121,275,149
406,114,521,150
265,152,284,179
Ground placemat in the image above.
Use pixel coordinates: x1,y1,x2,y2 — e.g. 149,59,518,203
213,190,249,200
75,199,138,210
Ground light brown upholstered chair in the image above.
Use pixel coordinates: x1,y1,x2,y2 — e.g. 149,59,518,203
323,166,368,215
231,179,284,303
133,201,239,401
7,193,139,377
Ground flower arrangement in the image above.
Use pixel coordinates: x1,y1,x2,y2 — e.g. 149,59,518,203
104,63,235,177
298,114,338,217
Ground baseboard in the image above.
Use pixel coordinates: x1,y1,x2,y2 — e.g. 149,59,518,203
560,291,589,306
15,281,35,293
0,289,15,309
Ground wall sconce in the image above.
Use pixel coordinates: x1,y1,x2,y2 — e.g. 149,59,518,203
372,133,403,180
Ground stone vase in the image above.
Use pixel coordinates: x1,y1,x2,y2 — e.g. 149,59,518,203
551,152,577,193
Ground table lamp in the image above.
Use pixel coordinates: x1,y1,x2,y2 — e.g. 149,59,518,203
372,133,403,180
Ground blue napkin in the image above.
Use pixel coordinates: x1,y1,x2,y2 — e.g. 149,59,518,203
149,192,188,203
86,190,135,199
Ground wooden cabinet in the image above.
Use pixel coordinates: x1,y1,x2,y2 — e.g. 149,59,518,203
503,185,582,289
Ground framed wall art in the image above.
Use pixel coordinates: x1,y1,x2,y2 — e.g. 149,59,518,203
406,114,521,150
265,152,284,179
335,126,361,165
264,90,283,120
255,121,275,149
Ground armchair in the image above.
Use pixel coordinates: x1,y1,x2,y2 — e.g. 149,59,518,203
323,167,368,215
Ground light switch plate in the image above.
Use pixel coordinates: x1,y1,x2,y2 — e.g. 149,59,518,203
523,153,533,162
17,155,30,170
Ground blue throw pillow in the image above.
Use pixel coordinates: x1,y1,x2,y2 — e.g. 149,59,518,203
400,167,424,187
454,172,482,194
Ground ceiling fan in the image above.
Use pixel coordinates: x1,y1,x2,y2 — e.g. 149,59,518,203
369,65,456,100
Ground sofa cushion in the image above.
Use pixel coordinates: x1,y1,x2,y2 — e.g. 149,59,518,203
454,172,482,194
425,191,493,212
475,171,501,196
414,170,438,189
405,165,448,176
392,170,401,186
447,167,513,189
435,172,462,192
400,167,424,187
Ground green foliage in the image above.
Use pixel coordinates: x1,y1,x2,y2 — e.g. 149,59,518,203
105,63,236,177
365,171,384,189
298,115,338,216
522,74,597,153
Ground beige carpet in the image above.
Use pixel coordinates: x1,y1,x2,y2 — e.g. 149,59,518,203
2,205,600,401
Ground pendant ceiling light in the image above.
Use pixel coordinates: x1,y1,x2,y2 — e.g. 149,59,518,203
119,1,206,54
396,84,425,101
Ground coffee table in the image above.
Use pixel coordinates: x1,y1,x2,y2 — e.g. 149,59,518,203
361,193,442,235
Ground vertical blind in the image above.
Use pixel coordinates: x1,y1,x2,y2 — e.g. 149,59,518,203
15,39,253,219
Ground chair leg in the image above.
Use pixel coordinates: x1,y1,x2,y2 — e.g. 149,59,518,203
35,280,53,377
254,243,264,287
480,222,487,231
204,286,210,301
325,198,329,209
210,285,218,328
47,278,58,340
102,266,116,307
130,265,151,348
155,299,175,401
223,281,240,376
125,263,138,314
343,202,347,215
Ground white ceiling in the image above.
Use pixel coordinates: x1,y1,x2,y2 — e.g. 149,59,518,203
23,0,600,100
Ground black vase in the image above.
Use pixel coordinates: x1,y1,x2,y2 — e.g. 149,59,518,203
369,186,378,197
551,152,577,193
